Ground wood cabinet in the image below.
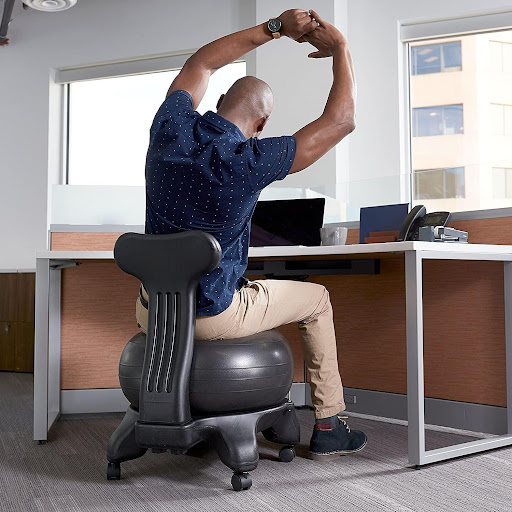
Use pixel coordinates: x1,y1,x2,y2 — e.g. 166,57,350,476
0,273,35,372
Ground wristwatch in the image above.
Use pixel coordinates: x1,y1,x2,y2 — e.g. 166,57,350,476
267,18,282,39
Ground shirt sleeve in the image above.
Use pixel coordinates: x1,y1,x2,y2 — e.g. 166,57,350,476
152,89,195,125
244,135,296,192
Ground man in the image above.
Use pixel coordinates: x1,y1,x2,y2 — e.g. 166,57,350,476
136,9,367,460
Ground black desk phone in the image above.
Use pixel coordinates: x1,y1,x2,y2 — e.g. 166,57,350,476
397,205,451,241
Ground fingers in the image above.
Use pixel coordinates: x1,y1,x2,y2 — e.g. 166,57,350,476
308,50,324,59
309,9,326,27
307,19,319,32
293,12,318,38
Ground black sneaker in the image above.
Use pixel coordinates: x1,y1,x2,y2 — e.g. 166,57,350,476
309,416,367,460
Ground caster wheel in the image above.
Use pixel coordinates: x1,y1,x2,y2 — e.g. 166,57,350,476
231,472,252,491
37,440,47,445
107,462,121,480
279,445,295,463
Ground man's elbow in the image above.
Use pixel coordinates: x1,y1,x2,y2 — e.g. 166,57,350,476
344,117,356,135
336,116,356,139
323,111,356,138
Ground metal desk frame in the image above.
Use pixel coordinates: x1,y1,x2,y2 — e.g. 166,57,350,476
34,241,512,466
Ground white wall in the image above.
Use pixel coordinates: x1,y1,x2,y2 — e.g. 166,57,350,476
0,0,251,269
4,0,512,269
347,0,512,187
0,0,343,270
254,0,345,191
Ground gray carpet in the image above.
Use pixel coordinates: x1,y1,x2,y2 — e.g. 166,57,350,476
1,372,512,512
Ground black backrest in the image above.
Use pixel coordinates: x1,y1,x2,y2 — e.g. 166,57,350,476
114,231,222,425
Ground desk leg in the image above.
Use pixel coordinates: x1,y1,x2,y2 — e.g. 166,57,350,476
34,259,50,442
47,268,62,431
505,262,512,434
405,251,425,466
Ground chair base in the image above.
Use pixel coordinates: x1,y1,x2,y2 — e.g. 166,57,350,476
107,400,300,488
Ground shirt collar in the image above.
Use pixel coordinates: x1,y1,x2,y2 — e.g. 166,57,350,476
202,111,246,141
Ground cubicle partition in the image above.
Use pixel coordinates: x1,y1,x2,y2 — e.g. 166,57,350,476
49,215,511,412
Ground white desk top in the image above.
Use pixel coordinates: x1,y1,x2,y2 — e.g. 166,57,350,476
36,241,512,261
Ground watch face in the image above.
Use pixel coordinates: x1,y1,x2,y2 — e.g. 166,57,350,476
268,18,282,33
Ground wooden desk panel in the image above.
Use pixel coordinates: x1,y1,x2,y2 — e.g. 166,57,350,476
60,262,306,389
61,262,141,390
57,216,512,404
0,273,18,321
422,260,505,406
52,232,123,251
0,273,35,372
308,258,507,407
312,258,407,394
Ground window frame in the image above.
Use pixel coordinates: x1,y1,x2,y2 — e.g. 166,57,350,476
413,166,465,200
57,52,248,187
411,40,462,75
492,167,512,198
54,51,195,187
490,103,512,136
489,40,512,72
398,9,512,213
412,104,464,137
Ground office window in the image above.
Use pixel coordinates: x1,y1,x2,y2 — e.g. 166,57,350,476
411,41,462,75
489,40,512,72
493,167,512,198
412,104,464,137
408,29,512,213
413,167,465,200
490,104,512,136
67,61,246,186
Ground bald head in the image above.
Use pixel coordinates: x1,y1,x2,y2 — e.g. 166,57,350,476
216,76,274,138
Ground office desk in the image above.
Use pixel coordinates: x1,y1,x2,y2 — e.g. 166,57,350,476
35,241,512,466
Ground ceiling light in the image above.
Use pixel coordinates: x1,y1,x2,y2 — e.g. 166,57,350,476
23,0,77,12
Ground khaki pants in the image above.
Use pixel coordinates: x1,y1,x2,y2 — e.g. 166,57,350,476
136,279,345,419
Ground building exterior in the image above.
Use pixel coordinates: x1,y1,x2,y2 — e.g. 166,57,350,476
410,30,512,213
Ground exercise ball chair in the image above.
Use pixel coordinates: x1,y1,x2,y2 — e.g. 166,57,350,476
106,231,300,491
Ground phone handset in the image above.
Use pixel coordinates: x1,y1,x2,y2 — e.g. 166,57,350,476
397,205,426,242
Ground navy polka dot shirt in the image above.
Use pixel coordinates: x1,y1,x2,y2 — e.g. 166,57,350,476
145,90,296,316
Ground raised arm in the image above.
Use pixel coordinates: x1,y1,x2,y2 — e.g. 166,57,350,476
168,10,318,109
289,11,356,174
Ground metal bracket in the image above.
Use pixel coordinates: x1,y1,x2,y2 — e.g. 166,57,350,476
50,261,81,270
245,258,380,277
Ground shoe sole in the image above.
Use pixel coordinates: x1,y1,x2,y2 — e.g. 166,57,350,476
309,438,368,461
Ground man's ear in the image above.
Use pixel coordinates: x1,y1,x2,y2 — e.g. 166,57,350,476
256,115,269,136
216,94,225,111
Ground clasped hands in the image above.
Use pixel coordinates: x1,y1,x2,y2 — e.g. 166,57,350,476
278,9,346,58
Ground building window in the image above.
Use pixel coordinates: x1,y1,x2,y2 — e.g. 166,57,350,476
413,167,465,200
489,41,512,72
490,104,512,136
67,61,246,186
411,41,462,75
492,167,512,198
412,104,464,137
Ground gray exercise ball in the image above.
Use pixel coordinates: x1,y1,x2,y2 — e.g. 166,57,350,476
119,330,294,414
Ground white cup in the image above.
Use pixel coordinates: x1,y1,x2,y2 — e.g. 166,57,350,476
320,226,348,246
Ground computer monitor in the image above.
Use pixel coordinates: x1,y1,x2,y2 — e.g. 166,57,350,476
249,198,325,247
